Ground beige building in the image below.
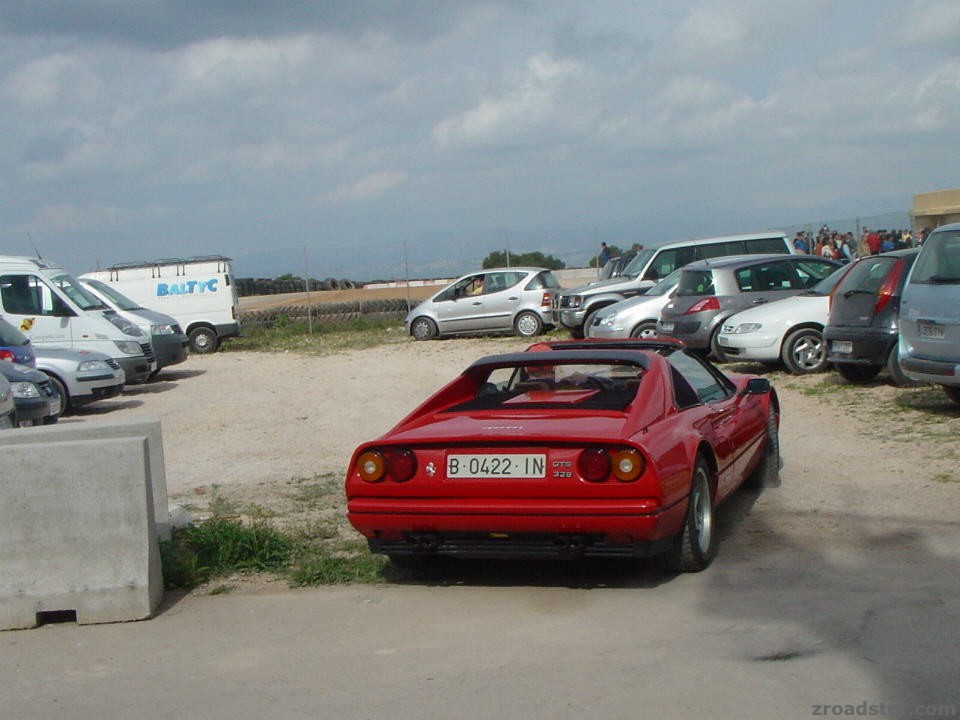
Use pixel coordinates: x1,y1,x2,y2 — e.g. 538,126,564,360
913,188,960,231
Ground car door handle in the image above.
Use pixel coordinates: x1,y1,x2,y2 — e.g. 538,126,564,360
752,298,768,305
472,301,482,306
508,296,519,301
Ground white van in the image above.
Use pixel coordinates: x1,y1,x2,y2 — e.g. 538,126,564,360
81,255,240,353
0,255,156,383
79,278,189,374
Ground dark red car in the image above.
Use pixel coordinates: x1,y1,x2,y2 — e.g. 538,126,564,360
345,338,780,572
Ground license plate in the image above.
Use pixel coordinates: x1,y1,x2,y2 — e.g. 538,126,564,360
831,340,853,354
918,322,945,339
660,322,675,334
446,453,546,479
49,395,62,417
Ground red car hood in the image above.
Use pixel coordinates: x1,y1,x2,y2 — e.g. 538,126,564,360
383,410,634,446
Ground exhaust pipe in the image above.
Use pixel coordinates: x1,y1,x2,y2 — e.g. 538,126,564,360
407,533,440,552
554,534,587,557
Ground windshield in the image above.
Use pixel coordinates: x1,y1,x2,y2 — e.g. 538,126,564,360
51,274,106,310
911,230,960,284
83,279,144,310
646,268,682,296
808,265,849,295
621,249,656,278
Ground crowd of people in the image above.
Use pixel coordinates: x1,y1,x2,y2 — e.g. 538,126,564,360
792,226,930,262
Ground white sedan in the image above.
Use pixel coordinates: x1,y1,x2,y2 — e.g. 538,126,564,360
715,265,849,374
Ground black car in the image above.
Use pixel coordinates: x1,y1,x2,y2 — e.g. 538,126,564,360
824,248,920,386
0,360,61,426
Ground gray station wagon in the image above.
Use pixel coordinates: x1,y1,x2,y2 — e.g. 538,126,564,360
658,254,840,357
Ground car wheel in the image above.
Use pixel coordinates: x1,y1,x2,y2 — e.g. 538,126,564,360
709,328,726,362
666,458,717,573
189,327,219,354
781,328,828,374
46,375,68,419
835,362,882,383
582,309,602,337
943,386,960,406
410,316,438,341
747,402,781,488
514,311,544,338
885,347,923,387
629,321,658,339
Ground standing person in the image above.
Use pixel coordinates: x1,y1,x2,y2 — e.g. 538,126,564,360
838,233,854,262
598,242,612,268
866,228,882,255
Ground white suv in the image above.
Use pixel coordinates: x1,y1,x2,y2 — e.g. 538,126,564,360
899,223,960,405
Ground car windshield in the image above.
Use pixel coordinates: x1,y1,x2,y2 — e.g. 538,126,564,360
0,317,28,345
83,279,144,310
51,274,106,311
910,230,960,284
450,361,644,412
806,265,849,295
621,249,656,278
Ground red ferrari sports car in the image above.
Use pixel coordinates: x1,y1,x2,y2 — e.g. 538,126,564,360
345,338,780,572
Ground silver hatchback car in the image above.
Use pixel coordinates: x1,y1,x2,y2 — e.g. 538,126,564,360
405,267,560,340
658,254,840,356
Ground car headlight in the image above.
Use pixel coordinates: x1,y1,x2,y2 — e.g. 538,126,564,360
599,313,617,327
730,323,762,334
152,324,176,335
78,360,111,373
10,381,41,399
568,296,582,309
114,340,143,355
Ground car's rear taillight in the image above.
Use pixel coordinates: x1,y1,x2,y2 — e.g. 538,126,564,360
874,259,904,315
685,297,720,314
541,292,552,308
578,447,645,482
0,350,14,362
578,448,610,482
356,448,417,482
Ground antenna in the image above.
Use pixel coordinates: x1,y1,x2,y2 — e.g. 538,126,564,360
26,233,42,260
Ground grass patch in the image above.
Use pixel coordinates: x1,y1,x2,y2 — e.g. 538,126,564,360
227,317,404,355
931,472,957,484
160,516,387,590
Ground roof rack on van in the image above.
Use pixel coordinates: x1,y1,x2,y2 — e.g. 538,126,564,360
106,255,233,271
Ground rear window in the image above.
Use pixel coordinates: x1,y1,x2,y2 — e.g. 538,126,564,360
525,271,559,290
911,230,960,284
676,270,715,296
0,317,28,345
744,237,790,254
838,257,896,295
451,361,644,412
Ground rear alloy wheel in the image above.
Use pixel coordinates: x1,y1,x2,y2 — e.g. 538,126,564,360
781,328,828,374
410,316,438,341
666,458,717,573
513,311,543,338
885,347,923,387
943,386,960,406
189,327,219,354
630,321,658,339
835,362,882,383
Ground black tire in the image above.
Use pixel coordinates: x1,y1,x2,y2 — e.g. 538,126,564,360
781,328,828,374
410,316,438,341
46,375,68,419
189,327,219,354
581,309,602,338
747,402,781,488
943,386,960,406
569,325,586,339
665,458,717,573
709,327,726,362
835,362,882,383
629,321,658,339
885,347,923,387
513,311,543,338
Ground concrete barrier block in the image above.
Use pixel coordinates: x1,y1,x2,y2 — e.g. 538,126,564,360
0,417,171,541
0,436,163,630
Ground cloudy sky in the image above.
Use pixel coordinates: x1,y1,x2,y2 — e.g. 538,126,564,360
1,1,958,281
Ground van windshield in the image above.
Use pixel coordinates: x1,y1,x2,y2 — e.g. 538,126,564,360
51,274,106,311
621,249,656,277
911,230,960,284
83,279,144,310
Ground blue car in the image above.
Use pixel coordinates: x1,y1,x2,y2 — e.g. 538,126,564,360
0,315,36,366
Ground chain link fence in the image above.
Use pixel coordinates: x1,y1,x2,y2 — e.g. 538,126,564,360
775,211,913,239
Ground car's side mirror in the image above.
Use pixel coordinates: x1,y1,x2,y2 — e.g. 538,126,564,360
743,377,770,395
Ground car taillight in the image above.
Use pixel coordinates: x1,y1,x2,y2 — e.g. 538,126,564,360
357,451,386,482
0,350,14,362
578,448,611,482
685,297,720,314
387,449,417,482
612,449,645,482
874,259,903,315
541,292,552,308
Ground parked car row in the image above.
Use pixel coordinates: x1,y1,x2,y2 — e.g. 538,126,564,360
0,254,192,428
574,224,960,407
